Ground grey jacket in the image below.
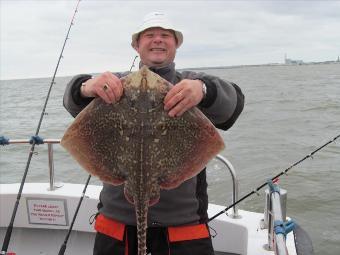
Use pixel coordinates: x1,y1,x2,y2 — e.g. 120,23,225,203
63,62,244,226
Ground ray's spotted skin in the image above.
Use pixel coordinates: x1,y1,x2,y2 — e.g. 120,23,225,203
61,66,225,255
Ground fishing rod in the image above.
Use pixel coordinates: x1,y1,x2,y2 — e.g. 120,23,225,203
58,175,91,255
1,0,82,253
208,134,340,222
130,55,139,71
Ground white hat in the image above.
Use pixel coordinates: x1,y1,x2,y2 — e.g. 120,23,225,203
131,12,183,48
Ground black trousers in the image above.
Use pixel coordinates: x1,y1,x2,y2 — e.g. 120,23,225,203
93,225,215,255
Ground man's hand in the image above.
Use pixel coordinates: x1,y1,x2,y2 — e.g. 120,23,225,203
164,79,204,117
80,71,123,104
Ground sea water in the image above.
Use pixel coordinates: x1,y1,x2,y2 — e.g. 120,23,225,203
1,63,339,254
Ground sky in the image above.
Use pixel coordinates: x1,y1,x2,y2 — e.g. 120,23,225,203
0,0,339,80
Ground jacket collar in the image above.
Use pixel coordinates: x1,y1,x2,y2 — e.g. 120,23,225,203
139,62,176,83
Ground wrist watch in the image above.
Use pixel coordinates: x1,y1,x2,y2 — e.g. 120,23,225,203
201,82,207,99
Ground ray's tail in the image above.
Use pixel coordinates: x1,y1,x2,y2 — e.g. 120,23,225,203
135,197,149,255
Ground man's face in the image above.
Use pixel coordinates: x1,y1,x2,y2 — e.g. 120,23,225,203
134,27,178,68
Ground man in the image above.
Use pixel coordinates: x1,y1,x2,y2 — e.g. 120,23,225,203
64,12,244,255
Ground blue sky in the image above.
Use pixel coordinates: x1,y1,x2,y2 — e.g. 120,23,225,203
1,0,340,79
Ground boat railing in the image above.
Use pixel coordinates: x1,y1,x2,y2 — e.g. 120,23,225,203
214,155,239,218
263,183,292,255
1,138,240,217
3,138,61,191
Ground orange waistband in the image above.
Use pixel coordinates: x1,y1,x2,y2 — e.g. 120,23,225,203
94,214,125,241
167,224,210,242
95,214,209,242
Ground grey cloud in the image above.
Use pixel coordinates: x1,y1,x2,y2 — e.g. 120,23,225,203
1,1,339,79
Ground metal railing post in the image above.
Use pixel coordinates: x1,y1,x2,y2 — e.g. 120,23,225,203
215,155,240,218
47,143,55,190
262,184,289,255
3,139,61,190
271,191,289,255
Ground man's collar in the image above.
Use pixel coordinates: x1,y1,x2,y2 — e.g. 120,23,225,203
139,62,175,74
138,62,176,83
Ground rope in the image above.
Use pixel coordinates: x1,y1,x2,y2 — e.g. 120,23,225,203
29,135,44,145
267,179,280,194
274,219,295,236
0,136,9,146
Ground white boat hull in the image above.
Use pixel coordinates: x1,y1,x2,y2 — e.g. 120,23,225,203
0,183,297,255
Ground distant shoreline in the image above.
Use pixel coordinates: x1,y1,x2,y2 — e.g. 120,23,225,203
1,61,339,81
182,60,340,71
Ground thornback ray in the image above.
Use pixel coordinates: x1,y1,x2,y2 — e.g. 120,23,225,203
61,66,225,255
